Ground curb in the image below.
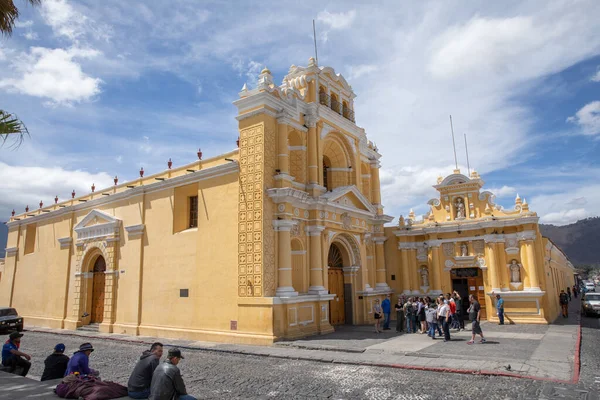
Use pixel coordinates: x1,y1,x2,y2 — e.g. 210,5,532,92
571,313,582,384
26,327,578,384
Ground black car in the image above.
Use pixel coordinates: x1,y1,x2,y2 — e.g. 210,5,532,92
0,308,24,333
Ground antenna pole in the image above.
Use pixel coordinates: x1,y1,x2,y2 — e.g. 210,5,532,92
449,115,458,170
464,133,471,176
313,19,319,66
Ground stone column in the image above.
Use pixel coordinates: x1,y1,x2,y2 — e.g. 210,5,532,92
273,220,298,297
429,241,442,294
370,159,382,215
520,240,531,289
307,225,328,294
373,237,390,291
495,241,509,291
307,118,318,185
399,244,411,294
485,241,501,292
521,233,540,291
276,120,289,174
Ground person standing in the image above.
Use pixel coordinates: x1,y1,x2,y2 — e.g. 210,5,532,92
467,294,486,344
395,297,405,333
149,348,197,400
65,343,99,377
381,294,391,330
559,289,569,318
41,343,69,381
1,332,31,377
425,301,438,340
573,285,578,299
453,291,465,331
439,300,451,342
566,287,572,301
128,342,164,399
404,298,415,333
495,294,505,325
373,299,383,333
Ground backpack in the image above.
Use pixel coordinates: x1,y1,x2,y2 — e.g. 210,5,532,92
405,303,415,317
559,293,568,305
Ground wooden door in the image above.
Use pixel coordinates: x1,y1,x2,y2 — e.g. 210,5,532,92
328,268,345,325
90,256,106,323
467,276,487,320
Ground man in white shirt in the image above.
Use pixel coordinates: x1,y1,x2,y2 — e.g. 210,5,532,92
438,300,451,342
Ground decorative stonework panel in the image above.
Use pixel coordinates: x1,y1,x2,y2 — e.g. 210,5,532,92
263,127,277,297
238,124,274,297
442,242,454,257
473,240,485,255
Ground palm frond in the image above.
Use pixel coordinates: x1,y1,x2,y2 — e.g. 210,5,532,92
0,0,41,36
0,109,29,149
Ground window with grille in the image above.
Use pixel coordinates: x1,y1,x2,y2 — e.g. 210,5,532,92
189,196,198,228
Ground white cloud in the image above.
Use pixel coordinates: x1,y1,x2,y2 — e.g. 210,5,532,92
317,10,356,42
41,0,110,42
592,68,600,82
348,64,378,80
541,208,589,225
15,20,33,28
317,10,356,30
23,32,39,41
0,47,102,106
0,161,113,219
140,136,152,154
566,101,600,136
197,83,203,95
487,186,517,198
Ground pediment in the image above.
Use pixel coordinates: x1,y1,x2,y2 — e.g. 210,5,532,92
322,186,375,213
74,209,121,241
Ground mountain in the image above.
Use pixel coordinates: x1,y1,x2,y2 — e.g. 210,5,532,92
0,222,7,258
540,217,600,267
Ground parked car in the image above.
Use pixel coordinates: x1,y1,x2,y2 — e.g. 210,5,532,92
581,293,600,317
0,308,24,333
585,282,596,292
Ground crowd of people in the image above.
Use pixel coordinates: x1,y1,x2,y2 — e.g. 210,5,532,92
1,332,197,400
373,291,486,344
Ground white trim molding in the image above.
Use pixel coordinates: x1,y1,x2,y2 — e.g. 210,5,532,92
272,219,298,231
74,209,121,243
5,247,18,257
125,224,145,239
57,237,73,249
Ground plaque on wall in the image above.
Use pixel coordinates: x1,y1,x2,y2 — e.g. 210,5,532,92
469,286,476,291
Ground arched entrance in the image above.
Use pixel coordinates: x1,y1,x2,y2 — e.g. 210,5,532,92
327,243,345,325
90,256,106,323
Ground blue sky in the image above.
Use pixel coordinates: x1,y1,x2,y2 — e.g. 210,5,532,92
0,0,599,226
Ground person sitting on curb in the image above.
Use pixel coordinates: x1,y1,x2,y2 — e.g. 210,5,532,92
150,348,197,400
127,342,164,399
41,343,69,381
1,332,31,377
65,343,99,377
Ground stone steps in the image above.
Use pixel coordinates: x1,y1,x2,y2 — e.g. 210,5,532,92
77,323,100,333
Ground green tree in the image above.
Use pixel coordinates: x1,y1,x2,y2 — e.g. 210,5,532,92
1,0,40,148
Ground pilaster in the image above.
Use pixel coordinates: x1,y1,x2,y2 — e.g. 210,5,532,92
373,236,390,291
306,225,327,294
273,220,298,297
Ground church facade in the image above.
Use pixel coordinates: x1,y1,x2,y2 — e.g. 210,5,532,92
0,59,575,344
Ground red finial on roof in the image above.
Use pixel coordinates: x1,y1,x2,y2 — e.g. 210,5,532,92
236,137,240,147
25,205,29,212
11,210,15,217
197,148,203,160
114,176,118,185
168,158,172,169
55,195,59,204
140,167,144,178
72,190,76,199
91,183,95,193
39,200,43,209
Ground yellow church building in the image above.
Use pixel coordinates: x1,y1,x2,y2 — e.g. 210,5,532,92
0,58,575,344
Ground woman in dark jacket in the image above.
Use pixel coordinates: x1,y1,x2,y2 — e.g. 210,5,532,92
41,344,69,381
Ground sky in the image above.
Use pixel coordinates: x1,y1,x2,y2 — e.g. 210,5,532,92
1,0,600,227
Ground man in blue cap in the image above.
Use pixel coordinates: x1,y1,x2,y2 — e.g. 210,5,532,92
41,343,70,381
65,343,99,377
1,332,31,376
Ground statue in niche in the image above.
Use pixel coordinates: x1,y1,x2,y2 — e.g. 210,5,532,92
460,243,468,257
455,197,465,219
509,259,522,283
419,267,429,287
398,215,405,227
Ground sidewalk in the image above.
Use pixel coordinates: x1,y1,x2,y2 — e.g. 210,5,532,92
24,299,582,383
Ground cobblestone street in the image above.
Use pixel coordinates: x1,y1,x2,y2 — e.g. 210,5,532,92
12,327,597,400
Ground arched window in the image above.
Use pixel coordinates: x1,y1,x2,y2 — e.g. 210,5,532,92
323,156,331,191
330,93,341,113
319,86,329,106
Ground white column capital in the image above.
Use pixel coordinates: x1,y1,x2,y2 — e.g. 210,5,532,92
426,239,442,248
398,242,417,250
5,247,18,257
272,219,297,231
305,225,326,236
372,236,387,244
517,231,537,241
